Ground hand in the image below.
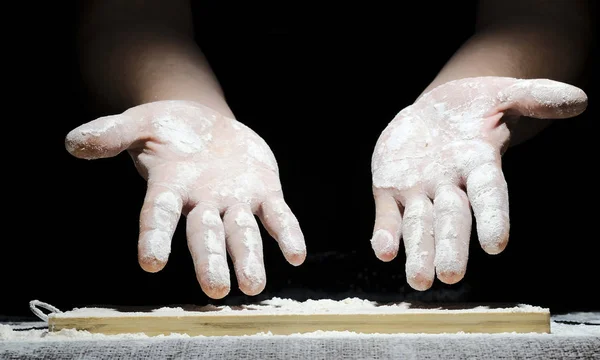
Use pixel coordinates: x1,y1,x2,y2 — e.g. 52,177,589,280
370,77,587,290
65,100,306,298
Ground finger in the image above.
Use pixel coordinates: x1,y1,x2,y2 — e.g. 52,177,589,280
222,204,266,296
259,196,307,266
494,79,587,119
65,112,144,159
138,185,183,272
466,162,509,255
370,189,402,261
186,205,230,299
433,184,471,284
402,194,435,291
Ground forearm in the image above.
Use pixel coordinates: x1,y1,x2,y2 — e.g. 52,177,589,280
420,0,592,97
77,0,232,117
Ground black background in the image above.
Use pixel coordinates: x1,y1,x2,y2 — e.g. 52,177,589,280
4,1,597,318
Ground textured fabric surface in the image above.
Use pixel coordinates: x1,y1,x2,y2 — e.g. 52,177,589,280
1,335,599,359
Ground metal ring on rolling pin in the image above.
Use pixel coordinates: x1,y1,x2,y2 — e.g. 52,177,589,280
29,300,62,322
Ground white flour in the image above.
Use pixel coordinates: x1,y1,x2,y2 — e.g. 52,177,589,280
37,297,548,319
50,300,545,319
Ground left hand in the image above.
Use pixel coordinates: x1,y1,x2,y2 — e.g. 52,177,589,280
370,76,587,290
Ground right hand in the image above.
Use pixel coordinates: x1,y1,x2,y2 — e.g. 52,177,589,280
65,100,306,299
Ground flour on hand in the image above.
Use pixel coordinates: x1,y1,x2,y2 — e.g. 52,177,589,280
65,100,307,299
370,77,588,290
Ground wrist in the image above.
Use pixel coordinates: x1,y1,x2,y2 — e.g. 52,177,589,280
81,30,234,118
137,77,234,119
124,36,234,118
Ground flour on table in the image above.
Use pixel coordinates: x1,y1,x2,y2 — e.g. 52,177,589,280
48,297,548,318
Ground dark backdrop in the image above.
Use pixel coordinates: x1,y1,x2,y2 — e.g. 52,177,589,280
4,1,597,318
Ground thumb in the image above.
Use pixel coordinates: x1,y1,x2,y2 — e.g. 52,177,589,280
65,112,144,160
495,78,588,119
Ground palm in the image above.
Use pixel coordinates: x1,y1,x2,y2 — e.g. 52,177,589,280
127,102,282,211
